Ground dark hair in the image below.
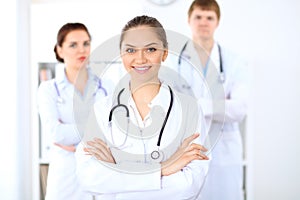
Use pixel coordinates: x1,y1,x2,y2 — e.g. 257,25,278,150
54,23,91,63
119,15,168,49
188,0,221,20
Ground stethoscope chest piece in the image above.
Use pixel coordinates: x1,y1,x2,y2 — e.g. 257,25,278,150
151,149,164,162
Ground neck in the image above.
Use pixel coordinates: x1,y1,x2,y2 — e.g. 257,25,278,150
65,66,79,84
192,37,215,68
130,77,160,94
65,66,88,94
131,81,160,101
130,80,160,120
192,37,214,55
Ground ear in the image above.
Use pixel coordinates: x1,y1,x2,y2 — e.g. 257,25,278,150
188,17,191,25
162,49,168,62
57,45,64,59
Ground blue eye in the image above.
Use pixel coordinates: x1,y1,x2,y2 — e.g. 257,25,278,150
147,47,157,53
126,48,135,53
84,41,90,47
70,43,77,48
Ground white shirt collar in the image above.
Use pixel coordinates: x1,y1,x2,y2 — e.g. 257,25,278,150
55,66,96,92
128,83,170,111
127,82,172,126
55,64,71,92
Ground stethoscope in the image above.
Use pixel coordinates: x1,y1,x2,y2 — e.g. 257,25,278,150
54,77,108,104
178,41,225,83
108,85,174,160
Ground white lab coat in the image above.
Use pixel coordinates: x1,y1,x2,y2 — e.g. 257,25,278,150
75,83,210,200
37,67,107,200
165,41,250,200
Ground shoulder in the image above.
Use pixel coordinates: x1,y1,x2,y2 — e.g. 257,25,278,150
37,79,58,105
219,44,246,63
94,92,113,108
89,69,118,97
172,86,204,118
175,90,197,104
172,88,203,138
38,79,56,95
218,44,248,74
164,53,179,68
173,89,199,117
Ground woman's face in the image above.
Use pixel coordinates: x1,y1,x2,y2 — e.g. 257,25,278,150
120,26,168,85
57,30,91,70
188,7,219,40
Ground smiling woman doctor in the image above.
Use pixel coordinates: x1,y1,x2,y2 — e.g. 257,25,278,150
75,15,210,200
166,1,251,200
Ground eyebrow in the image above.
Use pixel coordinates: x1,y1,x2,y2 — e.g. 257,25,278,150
67,39,91,43
123,42,160,47
194,13,215,17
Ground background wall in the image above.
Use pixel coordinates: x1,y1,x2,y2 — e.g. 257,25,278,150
0,1,18,199
210,0,300,199
1,0,300,199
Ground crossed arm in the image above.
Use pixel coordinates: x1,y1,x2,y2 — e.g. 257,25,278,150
84,133,208,176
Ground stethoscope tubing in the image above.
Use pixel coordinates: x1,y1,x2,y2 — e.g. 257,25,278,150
108,85,174,160
54,78,107,104
178,41,225,83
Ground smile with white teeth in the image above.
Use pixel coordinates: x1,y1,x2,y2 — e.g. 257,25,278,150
134,66,150,71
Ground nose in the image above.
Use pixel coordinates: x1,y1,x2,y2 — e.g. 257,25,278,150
199,19,207,26
79,44,87,53
135,49,147,64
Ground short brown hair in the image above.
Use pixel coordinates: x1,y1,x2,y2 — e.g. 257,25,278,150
188,0,221,20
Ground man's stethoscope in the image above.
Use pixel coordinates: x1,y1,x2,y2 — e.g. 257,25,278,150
54,77,108,104
108,85,174,160
178,41,225,83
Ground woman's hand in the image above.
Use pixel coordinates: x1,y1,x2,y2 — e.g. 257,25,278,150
161,133,208,176
84,138,116,164
54,143,76,152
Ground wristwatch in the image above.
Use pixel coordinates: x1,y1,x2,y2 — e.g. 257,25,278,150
147,0,177,6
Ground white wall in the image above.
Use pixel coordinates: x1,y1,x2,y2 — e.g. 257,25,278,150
215,1,300,199
0,1,18,199
237,1,300,199
30,0,144,63
7,0,298,199
0,0,31,199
